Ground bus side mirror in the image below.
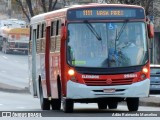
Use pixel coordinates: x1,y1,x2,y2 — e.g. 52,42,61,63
147,22,154,39
61,23,67,40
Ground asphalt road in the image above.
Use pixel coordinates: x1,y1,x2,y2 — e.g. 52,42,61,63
0,51,159,119
0,91,159,114
0,51,28,89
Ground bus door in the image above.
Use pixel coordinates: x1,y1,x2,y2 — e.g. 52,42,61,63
31,29,37,97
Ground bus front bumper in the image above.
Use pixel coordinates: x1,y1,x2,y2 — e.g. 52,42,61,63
67,79,150,99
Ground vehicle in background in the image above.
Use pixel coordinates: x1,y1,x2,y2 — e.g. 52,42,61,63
0,19,27,28
0,19,28,51
1,28,29,54
150,64,160,94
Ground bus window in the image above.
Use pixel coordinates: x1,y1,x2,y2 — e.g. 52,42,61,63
37,25,40,39
50,21,57,52
41,23,46,38
55,20,61,52
56,20,59,36
51,21,56,36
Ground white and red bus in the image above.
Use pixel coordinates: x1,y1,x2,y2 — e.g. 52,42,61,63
29,3,154,113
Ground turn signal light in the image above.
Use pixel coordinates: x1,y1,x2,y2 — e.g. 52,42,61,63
68,69,75,76
140,74,146,80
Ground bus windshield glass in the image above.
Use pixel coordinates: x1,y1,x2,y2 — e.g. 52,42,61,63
67,22,148,68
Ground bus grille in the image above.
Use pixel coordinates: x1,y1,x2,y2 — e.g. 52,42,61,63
84,78,133,86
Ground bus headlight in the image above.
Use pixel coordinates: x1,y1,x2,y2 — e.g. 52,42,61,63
142,67,148,73
68,69,75,76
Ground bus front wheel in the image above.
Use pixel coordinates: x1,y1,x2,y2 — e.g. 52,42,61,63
97,101,107,109
108,101,118,109
51,78,61,110
126,98,139,111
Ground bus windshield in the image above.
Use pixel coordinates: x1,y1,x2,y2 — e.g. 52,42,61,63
67,22,148,68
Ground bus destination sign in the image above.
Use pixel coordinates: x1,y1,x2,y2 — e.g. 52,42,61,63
83,10,124,16
67,7,145,20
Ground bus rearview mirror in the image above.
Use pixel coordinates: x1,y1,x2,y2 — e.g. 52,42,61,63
147,22,154,39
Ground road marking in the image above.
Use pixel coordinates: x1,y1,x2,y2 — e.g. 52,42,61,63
2,56,8,59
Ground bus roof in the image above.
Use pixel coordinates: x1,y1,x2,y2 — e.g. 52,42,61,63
30,3,144,25
3,28,29,35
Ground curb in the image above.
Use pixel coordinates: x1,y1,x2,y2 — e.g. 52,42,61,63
140,101,160,107
139,98,160,107
0,83,29,94
0,87,29,94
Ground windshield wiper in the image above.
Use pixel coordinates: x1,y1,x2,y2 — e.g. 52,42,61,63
84,20,102,41
114,19,129,51
115,19,129,41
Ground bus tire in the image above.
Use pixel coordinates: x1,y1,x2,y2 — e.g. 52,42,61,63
51,78,61,110
126,98,139,111
62,98,73,113
107,101,118,109
39,82,50,110
97,101,107,109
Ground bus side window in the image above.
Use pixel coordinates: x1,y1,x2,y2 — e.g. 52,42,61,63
36,24,41,53
41,23,46,53
37,25,40,39
41,23,46,38
50,21,57,52
51,21,56,36
56,20,59,36
55,20,61,52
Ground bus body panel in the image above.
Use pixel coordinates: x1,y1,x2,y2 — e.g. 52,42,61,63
50,52,61,98
67,79,150,99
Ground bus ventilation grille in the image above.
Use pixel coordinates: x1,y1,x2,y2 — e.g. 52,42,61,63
84,78,133,86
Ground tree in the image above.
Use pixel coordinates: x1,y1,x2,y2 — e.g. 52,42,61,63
14,0,160,23
15,0,59,22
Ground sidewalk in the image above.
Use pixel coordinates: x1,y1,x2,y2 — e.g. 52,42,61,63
0,82,159,108
140,96,160,107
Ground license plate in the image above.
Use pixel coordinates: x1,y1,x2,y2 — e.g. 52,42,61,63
151,85,160,88
103,89,115,93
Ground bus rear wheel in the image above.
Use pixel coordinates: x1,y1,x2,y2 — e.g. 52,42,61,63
39,82,50,110
62,98,73,113
126,98,139,111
